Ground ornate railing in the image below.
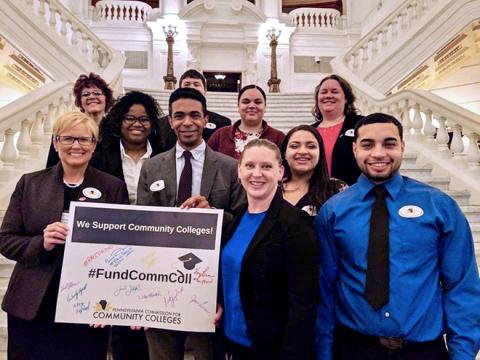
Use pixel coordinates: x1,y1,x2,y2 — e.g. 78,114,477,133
95,0,152,23
0,0,124,199
342,0,445,76
289,8,341,29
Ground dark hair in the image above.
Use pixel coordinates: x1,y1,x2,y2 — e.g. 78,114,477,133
237,84,267,105
73,72,114,112
240,138,281,165
313,74,358,121
103,91,163,139
354,112,403,141
179,69,207,89
169,87,207,116
281,125,333,206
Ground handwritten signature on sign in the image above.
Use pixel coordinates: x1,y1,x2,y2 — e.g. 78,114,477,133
193,267,215,284
67,283,88,303
60,281,80,293
190,295,210,313
105,246,134,267
163,287,184,308
83,245,114,267
138,291,162,300
141,251,158,268
73,301,91,314
114,284,142,297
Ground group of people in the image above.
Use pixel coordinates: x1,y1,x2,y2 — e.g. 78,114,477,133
0,68,479,360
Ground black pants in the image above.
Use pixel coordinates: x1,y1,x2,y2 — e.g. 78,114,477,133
111,326,149,360
333,326,449,360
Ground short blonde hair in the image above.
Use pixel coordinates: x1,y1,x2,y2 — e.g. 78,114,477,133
239,139,282,164
53,111,99,140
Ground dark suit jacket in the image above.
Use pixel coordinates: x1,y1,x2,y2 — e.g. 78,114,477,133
0,164,129,320
91,136,163,182
312,113,363,185
221,192,318,359
156,110,231,151
137,145,245,223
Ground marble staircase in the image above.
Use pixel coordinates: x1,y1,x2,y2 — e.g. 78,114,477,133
0,91,479,358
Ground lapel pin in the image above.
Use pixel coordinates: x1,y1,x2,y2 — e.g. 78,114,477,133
83,187,101,199
398,205,424,218
301,205,317,216
150,180,165,192
205,123,217,130
344,129,355,137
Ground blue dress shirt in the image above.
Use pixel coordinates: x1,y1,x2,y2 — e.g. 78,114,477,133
315,172,480,360
222,211,267,347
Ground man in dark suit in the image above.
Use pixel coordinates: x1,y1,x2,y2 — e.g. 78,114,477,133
137,88,244,360
157,69,231,151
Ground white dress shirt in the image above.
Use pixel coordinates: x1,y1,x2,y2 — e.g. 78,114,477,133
120,140,152,204
175,140,206,198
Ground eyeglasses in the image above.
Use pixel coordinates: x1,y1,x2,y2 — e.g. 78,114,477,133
123,115,151,125
55,135,96,146
81,91,104,98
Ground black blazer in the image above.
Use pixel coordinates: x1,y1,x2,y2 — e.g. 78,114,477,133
91,136,163,182
312,113,363,185
221,192,318,359
156,110,231,151
0,164,129,320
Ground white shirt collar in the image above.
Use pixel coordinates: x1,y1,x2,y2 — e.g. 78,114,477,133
175,140,206,160
120,140,152,161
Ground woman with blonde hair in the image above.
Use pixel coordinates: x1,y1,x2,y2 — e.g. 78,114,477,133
220,139,318,359
1,112,128,359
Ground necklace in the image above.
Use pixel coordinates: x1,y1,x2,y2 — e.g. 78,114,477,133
63,179,83,188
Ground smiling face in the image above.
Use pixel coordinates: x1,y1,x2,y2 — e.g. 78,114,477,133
285,130,320,177
120,104,151,146
54,123,96,170
169,98,207,150
80,85,106,120
317,79,347,120
353,123,405,183
238,88,266,127
238,145,284,204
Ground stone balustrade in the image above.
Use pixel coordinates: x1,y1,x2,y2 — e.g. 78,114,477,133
0,0,125,191
344,0,442,74
354,88,480,200
28,0,114,71
95,0,152,23
0,82,74,186
289,8,341,29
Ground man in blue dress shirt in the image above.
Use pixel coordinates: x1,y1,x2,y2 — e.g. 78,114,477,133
315,113,480,359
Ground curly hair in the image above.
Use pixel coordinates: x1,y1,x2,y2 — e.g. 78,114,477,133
313,74,358,121
103,91,163,139
73,73,114,112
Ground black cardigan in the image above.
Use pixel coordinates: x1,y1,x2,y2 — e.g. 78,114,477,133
221,191,318,359
312,113,363,185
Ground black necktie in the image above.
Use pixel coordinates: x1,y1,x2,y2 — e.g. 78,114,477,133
365,185,389,310
176,151,192,206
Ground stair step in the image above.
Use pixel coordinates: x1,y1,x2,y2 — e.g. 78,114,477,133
400,164,433,177
461,206,480,223
0,258,13,280
413,177,450,191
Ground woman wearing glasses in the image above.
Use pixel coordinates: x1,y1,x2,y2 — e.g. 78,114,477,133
91,91,163,359
46,73,114,167
0,112,129,359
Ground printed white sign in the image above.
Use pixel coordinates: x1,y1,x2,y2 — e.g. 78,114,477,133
55,202,223,333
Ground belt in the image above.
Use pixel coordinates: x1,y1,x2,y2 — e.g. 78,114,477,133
335,325,445,351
